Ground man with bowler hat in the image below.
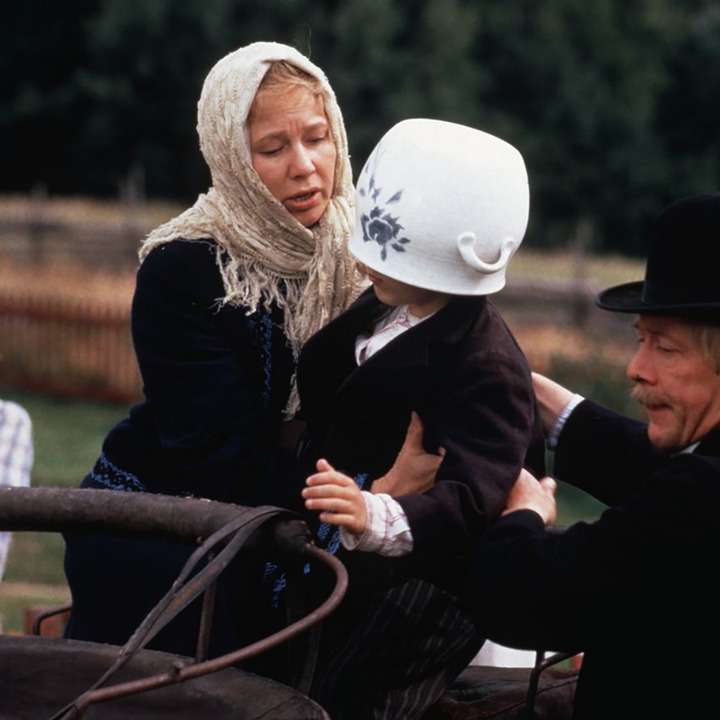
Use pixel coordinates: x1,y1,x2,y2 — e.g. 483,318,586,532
462,193,720,718
390,194,720,718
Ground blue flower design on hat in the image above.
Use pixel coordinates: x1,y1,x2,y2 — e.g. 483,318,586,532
359,172,411,261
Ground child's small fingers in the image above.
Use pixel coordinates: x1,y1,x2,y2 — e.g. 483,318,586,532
305,472,330,487
316,458,335,472
306,471,353,487
305,472,339,487
318,512,357,528
304,496,353,513
302,483,355,499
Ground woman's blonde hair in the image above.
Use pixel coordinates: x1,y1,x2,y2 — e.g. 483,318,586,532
248,61,322,122
259,60,321,94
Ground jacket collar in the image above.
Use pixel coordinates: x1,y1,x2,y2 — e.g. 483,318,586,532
298,288,487,417
348,290,486,370
696,424,720,458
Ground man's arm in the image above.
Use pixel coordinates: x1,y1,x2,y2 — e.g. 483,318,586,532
531,372,576,437
533,372,660,504
553,398,658,505
463,458,709,652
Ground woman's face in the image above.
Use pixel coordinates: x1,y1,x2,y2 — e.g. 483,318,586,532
249,87,337,227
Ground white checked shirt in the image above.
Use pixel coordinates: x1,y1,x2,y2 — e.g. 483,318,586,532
0,400,33,578
340,305,435,557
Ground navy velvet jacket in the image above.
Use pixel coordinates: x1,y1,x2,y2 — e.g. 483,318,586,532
99,240,297,507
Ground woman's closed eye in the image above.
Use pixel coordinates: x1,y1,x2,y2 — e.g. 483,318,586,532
307,133,329,145
258,145,284,156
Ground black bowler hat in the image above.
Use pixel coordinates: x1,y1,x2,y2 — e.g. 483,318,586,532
596,193,720,315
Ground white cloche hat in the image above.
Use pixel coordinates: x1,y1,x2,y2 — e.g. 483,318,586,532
349,118,529,296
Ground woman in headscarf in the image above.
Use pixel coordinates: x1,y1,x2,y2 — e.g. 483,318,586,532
63,41,363,659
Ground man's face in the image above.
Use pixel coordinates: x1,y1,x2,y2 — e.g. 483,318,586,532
627,315,720,450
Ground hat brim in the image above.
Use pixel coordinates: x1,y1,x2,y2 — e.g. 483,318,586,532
597,281,720,315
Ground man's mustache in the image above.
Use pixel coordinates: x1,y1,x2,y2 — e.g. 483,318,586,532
630,384,669,408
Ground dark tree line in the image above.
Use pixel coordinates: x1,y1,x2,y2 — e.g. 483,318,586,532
3,0,720,254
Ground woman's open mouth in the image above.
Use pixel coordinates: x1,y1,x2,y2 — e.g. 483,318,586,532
285,190,321,212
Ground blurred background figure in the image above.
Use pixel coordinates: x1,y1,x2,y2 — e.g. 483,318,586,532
0,399,33,578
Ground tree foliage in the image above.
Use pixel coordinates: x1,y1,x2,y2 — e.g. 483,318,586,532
2,0,718,255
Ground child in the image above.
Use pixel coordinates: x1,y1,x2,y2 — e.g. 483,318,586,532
296,119,544,719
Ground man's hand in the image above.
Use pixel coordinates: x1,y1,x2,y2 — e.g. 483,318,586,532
532,372,574,437
302,459,367,535
370,411,445,496
502,468,558,526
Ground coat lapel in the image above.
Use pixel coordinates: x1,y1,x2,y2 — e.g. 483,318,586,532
299,289,486,418
298,288,387,416
334,295,486,398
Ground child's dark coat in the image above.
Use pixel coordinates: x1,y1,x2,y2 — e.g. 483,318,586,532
297,287,544,586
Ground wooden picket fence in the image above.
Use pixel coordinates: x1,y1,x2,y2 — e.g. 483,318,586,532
0,284,141,404
0,270,631,406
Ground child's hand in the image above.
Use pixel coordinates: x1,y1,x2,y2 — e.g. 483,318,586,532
302,459,367,535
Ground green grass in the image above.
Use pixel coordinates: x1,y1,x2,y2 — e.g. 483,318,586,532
0,582,70,635
0,387,127,488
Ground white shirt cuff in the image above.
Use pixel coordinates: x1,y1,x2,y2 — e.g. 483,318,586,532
547,394,584,450
339,491,414,556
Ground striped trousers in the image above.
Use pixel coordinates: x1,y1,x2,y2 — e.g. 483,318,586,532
312,577,483,719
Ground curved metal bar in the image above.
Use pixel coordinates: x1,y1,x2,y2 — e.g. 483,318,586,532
525,649,581,716
0,487,258,543
32,604,73,636
65,543,347,717
76,507,286,698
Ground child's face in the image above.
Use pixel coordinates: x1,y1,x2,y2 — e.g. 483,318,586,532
359,264,450,317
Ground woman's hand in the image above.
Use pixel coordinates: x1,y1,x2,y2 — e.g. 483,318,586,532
371,411,445,496
302,459,367,535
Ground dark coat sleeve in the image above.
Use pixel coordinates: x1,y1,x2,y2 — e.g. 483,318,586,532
554,399,660,505
461,453,720,652
397,349,536,557
127,240,287,503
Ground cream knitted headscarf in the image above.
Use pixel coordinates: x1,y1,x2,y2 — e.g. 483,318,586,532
140,42,363,415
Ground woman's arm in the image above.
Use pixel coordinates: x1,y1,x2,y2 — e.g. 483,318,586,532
129,240,290,503
553,399,658,505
